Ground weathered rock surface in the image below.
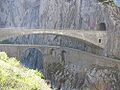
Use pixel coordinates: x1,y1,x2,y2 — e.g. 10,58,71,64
0,0,115,30
83,65,120,90
46,62,120,90
104,6,120,58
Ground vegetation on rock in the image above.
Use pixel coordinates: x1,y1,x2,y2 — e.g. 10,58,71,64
0,52,51,90
98,0,117,6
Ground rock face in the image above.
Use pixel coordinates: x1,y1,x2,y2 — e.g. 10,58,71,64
0,0,115,30
104,6,120,58
46,62,120,90
83,65,120,90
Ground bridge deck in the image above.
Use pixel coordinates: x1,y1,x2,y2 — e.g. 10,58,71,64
0,28,107,48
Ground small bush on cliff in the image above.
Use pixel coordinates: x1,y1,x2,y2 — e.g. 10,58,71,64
0,40,13,44
98,0,117,7
0,52,51,90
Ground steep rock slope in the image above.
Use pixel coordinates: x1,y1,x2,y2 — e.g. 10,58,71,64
105,6,120,58
0,0,114,30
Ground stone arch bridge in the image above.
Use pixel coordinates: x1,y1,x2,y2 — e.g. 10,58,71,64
0,44,120,71
0,28,107,48
0,28,120,90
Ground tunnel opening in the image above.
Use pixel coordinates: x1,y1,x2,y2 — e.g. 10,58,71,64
21,48,43,71
97,23,106,31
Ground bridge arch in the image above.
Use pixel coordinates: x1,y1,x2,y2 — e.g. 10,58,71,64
1,33,102,48
1,33,103,55
20,48,44,71
0,29,106,48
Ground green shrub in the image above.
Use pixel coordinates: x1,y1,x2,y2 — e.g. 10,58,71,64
0,40,13,44
35,69,45,79
0,52,51,90
98,0,117,7
0,52,8,61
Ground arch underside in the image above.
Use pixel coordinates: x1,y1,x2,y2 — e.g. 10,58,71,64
21,48,43,71
1,33,102,48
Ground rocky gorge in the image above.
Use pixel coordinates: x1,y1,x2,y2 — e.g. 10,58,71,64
0,0,120,90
